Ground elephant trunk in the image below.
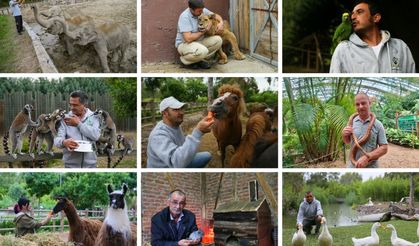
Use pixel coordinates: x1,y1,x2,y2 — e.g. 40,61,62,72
31,5,53,28
50,17,79,40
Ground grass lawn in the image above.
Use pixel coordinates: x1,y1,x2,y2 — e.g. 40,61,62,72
283,220,419,246
0,15,16,72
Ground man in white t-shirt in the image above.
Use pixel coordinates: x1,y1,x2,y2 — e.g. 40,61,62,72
330,0,415,73
9,0,24,35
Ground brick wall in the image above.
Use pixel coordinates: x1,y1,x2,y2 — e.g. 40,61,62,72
141,172,278,244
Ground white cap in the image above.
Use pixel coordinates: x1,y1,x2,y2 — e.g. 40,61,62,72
159,97,186,113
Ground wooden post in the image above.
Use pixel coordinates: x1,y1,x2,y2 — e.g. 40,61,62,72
165,173,175,190
233,173,238,201
201,173,207,221
60,211,64,232
214,173,224,210
256,173,278,220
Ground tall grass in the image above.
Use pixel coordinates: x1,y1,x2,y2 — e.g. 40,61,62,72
0,15,16,72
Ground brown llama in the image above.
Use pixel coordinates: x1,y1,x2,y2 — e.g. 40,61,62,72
230,110,277,168
52,197,103,246
211,84,246,167
95,184,136,246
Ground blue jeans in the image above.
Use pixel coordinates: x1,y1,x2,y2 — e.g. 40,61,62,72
187,152,211,168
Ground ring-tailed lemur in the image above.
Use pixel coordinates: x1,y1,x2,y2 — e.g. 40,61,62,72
113,134,133,168
28,109,66,158
93,109,117,167
3,104,38,159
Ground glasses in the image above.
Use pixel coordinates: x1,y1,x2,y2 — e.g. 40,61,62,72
170,200,186,206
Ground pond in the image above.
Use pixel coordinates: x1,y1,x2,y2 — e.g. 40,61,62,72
283,203,358,229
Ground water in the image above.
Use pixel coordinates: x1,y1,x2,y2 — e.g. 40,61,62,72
283,203,358,229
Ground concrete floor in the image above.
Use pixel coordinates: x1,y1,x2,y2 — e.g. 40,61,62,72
141,55,278,73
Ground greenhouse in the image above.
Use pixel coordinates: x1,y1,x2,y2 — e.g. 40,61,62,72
282,77,419,168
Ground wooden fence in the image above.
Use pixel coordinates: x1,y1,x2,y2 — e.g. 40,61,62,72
0,208,136,233
0,91,136,134
141,101,207,124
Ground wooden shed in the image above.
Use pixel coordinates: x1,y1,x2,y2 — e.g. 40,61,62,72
213,199,273,246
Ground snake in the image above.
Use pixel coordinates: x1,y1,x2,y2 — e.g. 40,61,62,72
347,112,377,167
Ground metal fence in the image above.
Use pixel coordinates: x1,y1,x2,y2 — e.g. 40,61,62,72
0,91,136,134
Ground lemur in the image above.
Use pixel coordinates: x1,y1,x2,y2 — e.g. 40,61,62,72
3,104,38,159
28,109,66,158
113,134,133,168
94,109,117,167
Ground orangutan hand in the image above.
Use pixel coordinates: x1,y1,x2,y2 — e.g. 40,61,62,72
355,155,370,168
197,116,214,133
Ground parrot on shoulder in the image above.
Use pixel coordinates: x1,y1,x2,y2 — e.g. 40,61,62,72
330,12,352,55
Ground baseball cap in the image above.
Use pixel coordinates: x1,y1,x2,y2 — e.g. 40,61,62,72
159,97,187,113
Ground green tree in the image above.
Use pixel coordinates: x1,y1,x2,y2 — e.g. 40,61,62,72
143,77,163,124
340,173,362,184
8,183,29,202
160,79,187,101
184,78,207,102
23,173,60,206
106,78,137,118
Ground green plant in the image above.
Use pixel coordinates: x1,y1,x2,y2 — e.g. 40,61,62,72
386,128,419,149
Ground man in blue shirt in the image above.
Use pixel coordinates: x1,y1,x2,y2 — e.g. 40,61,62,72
175,0,224,69
9,0,24,35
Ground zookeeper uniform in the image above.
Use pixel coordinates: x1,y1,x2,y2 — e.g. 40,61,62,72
347,115,388,168
175,7,222,65
330,30,416,73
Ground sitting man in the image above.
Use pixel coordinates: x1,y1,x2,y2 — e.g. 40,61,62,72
296,191,324,235
175,0,223,69
147,96,214,168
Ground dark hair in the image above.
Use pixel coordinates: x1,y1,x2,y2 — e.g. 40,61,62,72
354,0,381,16
13,204,20,214
188,0,204,10
168,189,186,199
18,197,30,210
70,90,89,105
305,191,313,195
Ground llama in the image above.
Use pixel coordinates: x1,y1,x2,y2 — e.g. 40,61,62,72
52,197,103,246
95,184,135,246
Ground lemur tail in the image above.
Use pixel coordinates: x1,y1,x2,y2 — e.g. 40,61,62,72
3,131,9,155
112,148,128,168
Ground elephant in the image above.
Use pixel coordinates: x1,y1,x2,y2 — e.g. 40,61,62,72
31,5,93,56
50,17,130,73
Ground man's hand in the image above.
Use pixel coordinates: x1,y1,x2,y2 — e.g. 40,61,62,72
342,126,353,137
64,115,81,126
355,155,370,168
63,138,79,151
196,116,214,133
178,239,199,246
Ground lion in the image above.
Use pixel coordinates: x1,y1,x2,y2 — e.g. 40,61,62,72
198,13,246,64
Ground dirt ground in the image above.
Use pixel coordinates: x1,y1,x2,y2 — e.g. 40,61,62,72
298,143,419,168
141,55,278,73
22,0,137,73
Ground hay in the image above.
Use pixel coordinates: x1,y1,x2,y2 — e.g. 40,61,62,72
0,232,75,246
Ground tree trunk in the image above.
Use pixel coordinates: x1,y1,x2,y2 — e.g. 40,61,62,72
207,77,214,106
409,173,415,208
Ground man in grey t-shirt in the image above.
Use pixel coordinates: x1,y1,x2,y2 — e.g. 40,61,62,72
175,0,223,69
342,92,388,168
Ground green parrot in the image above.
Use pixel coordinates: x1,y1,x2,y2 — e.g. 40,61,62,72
330,12,352,55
